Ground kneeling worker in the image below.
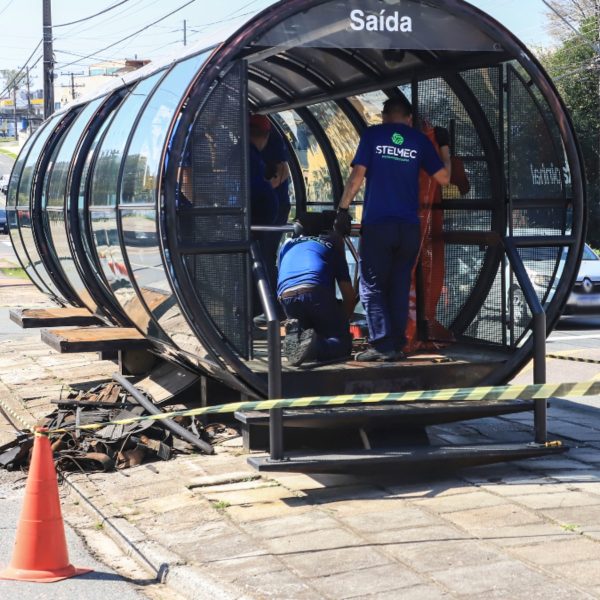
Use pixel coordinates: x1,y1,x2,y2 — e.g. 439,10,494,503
278,212,356,366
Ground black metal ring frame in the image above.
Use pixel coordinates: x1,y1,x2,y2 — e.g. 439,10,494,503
65,90,132,326
26,111,82,305
6,123,55,298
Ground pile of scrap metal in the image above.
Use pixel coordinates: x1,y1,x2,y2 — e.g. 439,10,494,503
0,381,238,472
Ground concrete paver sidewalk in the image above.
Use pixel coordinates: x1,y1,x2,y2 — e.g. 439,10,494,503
2,283,600,598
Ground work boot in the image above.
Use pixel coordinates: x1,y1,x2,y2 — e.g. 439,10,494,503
285,328,318,367
354,347,398,362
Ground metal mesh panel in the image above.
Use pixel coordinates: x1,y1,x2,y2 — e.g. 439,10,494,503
179,61,250,358
418,78,490,202
187,75,246,209
178,214,246,243
183,253,249,355
511,207,567,235
464,267,505,344
460,68,501,144
507,66,566,203
443,209,492,231
436,243,490,330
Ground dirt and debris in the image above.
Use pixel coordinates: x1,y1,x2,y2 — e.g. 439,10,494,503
0,381,239,473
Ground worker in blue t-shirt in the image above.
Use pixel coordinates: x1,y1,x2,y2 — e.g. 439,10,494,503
334,96,450,362
277,212,356,367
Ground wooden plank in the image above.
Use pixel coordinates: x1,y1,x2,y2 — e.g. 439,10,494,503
10,307,102,329
41,327,149,353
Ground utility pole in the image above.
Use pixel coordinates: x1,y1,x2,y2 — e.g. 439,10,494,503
12,84,18,143
43,0,54,118
59,71,84,105
25,66,32,134
183,19,187,46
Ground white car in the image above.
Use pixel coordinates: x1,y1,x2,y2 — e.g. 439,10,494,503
564,244,600,315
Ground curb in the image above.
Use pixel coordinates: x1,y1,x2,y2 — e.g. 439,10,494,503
62,472,250,600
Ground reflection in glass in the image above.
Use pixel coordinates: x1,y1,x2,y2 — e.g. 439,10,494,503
309,101,362,215
44,97,105,311
90,73,164,209
119,55,213,358
89,73,165,336
6,124,48,291
276,110,332,207
16,113,65,299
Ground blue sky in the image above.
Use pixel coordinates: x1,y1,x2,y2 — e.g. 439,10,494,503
0,0,558,91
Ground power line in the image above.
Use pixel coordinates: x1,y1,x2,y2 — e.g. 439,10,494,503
0,0,15,18
56,0,197,70
54,0,132,28
0,54,42,100
0,40,42,98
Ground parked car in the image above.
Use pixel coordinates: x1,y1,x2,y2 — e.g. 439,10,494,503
0,174,9,196
0,207,8,234
563,244,600,315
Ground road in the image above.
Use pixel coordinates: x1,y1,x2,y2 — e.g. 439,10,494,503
0,471,147,600
0,152,13,178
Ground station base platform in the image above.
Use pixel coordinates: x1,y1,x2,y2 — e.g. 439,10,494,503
248,342,510,397
10,307,102,328
248,442,567,475
41,326,150,353
235,400,534,451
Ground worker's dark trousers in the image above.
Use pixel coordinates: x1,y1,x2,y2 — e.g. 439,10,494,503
359,221,421,353
280,287,352,361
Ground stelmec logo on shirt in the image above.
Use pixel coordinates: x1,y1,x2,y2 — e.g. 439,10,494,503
375,132,418,163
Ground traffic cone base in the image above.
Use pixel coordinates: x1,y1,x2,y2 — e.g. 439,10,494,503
0,429,92,583
0,564,91,583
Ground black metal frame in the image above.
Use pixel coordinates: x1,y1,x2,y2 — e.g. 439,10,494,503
26,110,83,305
6,121,56,299
10,0,587,419
65,89,131,325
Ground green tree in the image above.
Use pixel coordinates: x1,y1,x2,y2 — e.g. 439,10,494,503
539,12,600,244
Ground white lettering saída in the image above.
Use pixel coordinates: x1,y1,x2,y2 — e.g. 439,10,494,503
350,9,413,33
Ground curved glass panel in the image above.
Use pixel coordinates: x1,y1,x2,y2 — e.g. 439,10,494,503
308,101,363,216
90,74,163,208
90,72,165,335
44,97,105,312
6,123,49,292
76,113,120,303
119,53,212,357
15,114,65,298
276,109,333,209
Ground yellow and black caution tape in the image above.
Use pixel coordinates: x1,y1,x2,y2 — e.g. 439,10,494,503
45,379,600,435
547,353,600,365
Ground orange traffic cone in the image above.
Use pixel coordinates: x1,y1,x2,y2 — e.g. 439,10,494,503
0,428,92,583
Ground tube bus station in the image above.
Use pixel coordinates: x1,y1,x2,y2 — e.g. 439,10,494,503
5,0,586,472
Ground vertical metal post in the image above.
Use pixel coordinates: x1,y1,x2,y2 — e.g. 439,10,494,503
533,312,547,443
268,320,283,460
250,241,284,460
42,0,54,119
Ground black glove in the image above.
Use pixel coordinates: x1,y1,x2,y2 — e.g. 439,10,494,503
434,126,450,148
334,208,352,236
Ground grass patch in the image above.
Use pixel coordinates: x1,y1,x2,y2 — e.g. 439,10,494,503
93,521,104,531
211,500,231,512
0,267,27,279
0,148,17,160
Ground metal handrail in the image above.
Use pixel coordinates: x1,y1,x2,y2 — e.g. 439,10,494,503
249,241,284,460
503,237,547,443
